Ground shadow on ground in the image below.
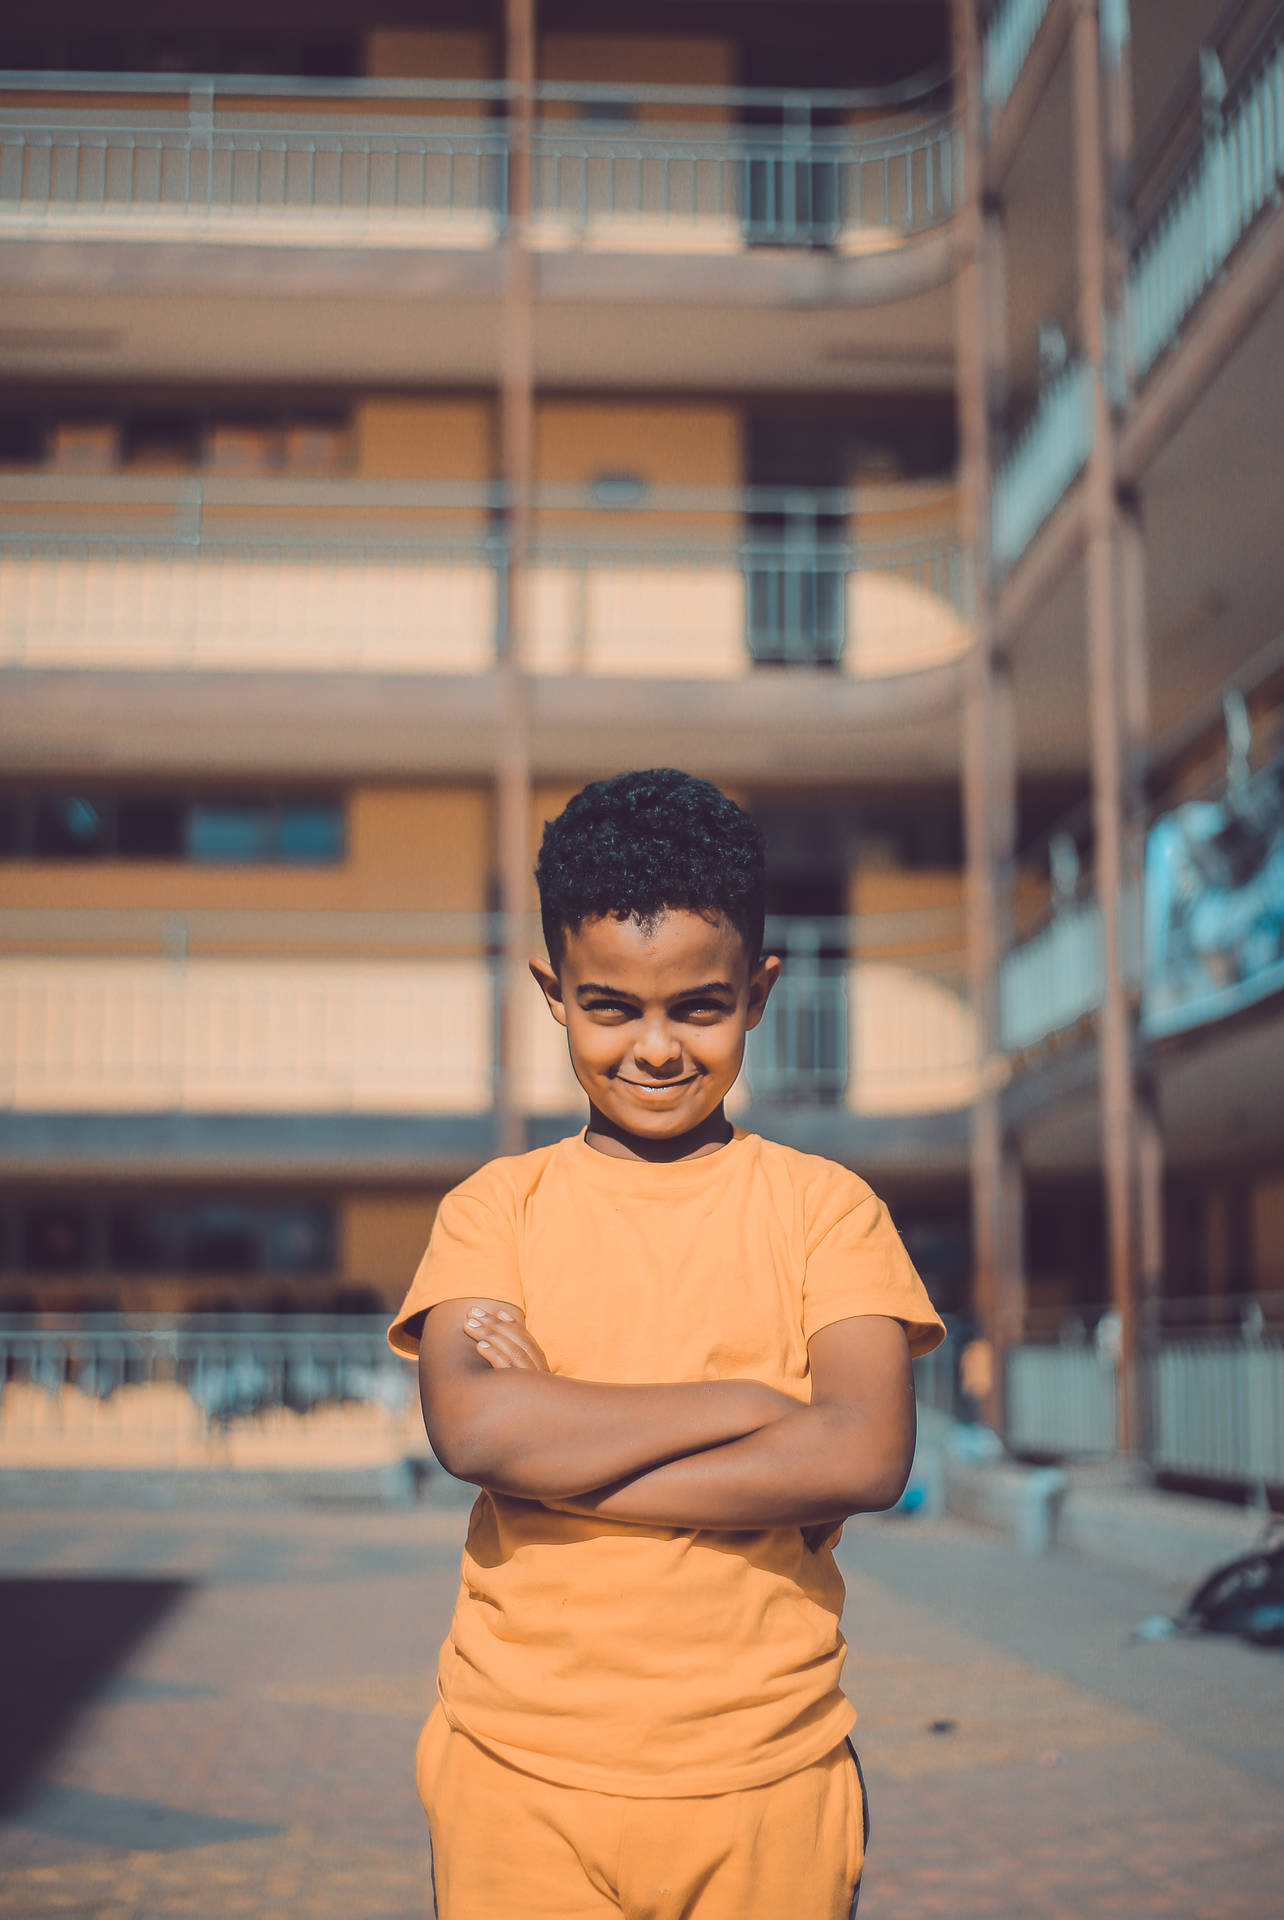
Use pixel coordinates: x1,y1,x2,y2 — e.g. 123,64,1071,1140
0,1578,190,1814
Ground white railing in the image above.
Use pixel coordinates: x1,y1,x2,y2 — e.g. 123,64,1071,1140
999,895,1103,1052
999,880,1142,1054
0,1310,957,1472
990,359,1095,571
0,1313,420,1469
0,73,961,252
0,478,969,680
1006,1318,1284,1493
1128,15,1284,379
1006,1340,1118,1456
0,913,974,1121
1152,1336,1284,1488
0,912,977,1121
982,0,1057,117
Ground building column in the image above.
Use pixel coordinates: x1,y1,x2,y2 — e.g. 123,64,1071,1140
1072,0,1147,1453
953,0,1020,1426
496,0,537,1159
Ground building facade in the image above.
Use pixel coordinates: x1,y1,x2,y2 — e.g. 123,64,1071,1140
0,0,1281,1495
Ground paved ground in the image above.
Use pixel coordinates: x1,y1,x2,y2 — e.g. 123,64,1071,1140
1,1488,1282,1918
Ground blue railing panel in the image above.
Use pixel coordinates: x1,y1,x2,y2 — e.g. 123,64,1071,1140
990,358,1095,572
1128,18,1284,379
982,0,1056,117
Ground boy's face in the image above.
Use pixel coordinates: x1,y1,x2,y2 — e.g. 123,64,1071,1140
530,909,779,1152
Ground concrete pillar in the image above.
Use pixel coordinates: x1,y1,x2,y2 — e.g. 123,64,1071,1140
953,0,1020,1428
1073,0,1146,1454
496,0,537,1159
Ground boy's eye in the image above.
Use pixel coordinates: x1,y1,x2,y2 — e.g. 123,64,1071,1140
583,999,635,1017
676,1000,729,1020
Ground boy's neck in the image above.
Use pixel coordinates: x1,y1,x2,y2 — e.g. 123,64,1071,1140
584,1103,733,1164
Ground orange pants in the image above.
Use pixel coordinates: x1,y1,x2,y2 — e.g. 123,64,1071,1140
416,1705,868,1920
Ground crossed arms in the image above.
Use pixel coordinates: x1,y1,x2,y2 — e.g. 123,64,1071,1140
414,1299,917,1533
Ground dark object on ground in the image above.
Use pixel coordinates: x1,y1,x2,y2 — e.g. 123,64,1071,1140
1176,1521,1284,1649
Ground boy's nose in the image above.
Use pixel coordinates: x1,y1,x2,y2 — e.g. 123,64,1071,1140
633,1020,684,1076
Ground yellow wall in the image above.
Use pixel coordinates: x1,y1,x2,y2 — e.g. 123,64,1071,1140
367,29,493,105
356,399,493,483
846,868,964,959
343,1192,442,1294
1,786,492,920
540,34,733,121
536,401,738,490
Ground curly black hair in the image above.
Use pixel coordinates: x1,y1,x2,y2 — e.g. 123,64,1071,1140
536,769,766,968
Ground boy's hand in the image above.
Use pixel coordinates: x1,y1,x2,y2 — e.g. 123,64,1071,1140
462,1304,550,1373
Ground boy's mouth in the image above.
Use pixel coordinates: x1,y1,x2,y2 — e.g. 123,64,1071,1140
616,1073,699,1094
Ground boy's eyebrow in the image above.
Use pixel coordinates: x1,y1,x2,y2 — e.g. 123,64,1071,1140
575,980,736,1001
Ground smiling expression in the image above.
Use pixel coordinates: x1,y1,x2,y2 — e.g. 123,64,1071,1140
530,909,780,1159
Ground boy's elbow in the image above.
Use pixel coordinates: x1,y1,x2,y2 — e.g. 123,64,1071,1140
830,1418,915,1515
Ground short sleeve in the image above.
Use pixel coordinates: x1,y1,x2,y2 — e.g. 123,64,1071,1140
802,1183,945,1357
386,1173,525,1358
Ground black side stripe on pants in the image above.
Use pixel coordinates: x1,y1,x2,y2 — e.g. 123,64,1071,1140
845,1738,870,1918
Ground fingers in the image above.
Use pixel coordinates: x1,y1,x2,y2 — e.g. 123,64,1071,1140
462,1306,548,1371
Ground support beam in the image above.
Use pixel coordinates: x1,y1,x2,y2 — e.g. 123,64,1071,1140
496,0,537,1161
954,0,1019,1429
1072,0,1142,1454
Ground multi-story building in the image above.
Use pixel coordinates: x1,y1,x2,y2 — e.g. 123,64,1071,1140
0,0,1280,1500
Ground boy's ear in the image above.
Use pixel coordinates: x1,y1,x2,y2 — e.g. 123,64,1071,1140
743,953,782,1032
529,955,569,1028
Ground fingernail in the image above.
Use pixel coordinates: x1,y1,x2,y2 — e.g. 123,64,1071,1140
477,1340,491,1351
496,1310,514,1322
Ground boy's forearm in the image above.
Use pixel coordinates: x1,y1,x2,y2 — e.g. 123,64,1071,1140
546,1403,912,1530
429,1369,799,1500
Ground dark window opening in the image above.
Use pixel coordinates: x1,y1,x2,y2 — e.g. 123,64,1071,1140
117,797,186,861
106,1207,176,1274
31,796,112,861
21,1207,91,1274
185,1207,262,1277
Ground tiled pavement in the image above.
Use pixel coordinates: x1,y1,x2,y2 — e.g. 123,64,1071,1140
1,1493,1282,1918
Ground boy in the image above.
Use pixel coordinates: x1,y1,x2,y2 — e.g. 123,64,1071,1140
389,768,945,1920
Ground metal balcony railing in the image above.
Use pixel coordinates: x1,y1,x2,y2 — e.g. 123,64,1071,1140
0,477,969,679
982,0,1057,117
0,73,960,252
0,1309,957,1472
1006,1299,1284,1496
0,1312,419,1469
990,358,1095,572
1128,8,1284,381
0,910,977,1121
998,890,1111,1054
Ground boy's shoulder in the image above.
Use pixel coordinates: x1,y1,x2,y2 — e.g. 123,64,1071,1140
745,1131,876,1206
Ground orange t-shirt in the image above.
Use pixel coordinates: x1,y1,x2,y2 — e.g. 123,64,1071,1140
388,1127,945,1797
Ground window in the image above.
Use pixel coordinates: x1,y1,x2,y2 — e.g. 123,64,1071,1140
31,795,112,861
21,1206,91,1273
186,799,345,866
0,791,346,866
106,1206,177,1273
117,796,186,860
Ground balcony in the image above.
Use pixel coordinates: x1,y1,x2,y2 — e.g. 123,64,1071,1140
990,358,1094,574
1128,6,1284,383
982,0,1057,119
1005,1298,1284,1500
999,743,1284,1078
0,73,960,258
0,911,978,1149
0,478,969,683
